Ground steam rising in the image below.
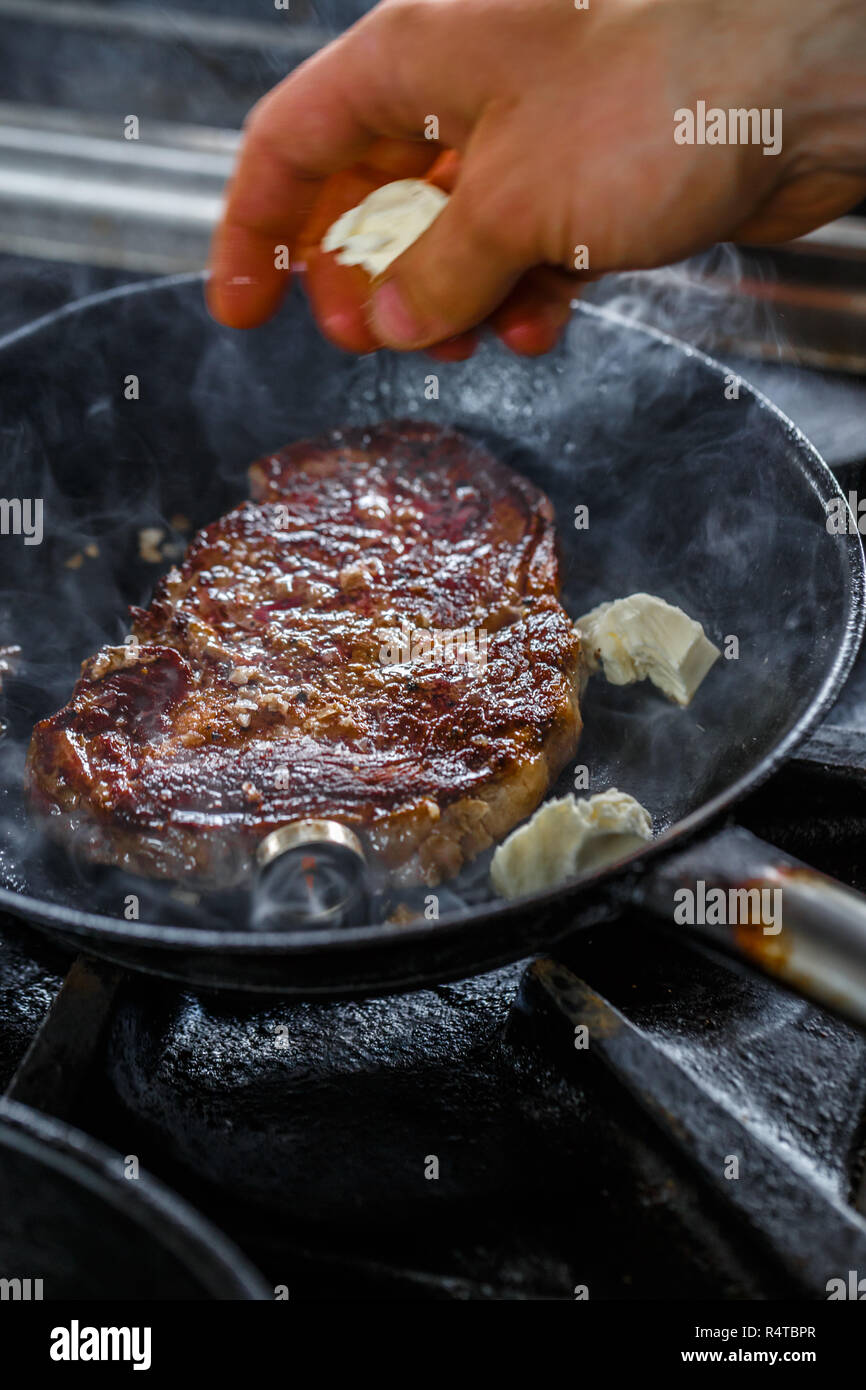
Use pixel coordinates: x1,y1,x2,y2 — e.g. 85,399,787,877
586,243,786,367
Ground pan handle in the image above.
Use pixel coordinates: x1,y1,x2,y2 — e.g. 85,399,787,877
632,824,866,1027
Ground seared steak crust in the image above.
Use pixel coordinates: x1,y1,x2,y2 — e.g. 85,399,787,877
27,422,582,887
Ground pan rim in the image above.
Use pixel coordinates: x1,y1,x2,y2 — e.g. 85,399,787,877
0,275,863,955
0,1097,271,1298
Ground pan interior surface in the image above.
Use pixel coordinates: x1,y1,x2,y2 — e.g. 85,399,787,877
0,276,860,950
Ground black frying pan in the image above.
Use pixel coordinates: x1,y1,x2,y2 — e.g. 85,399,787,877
0,1097,270,1298
0,274,864,1007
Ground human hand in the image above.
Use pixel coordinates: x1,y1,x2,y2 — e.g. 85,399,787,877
208,0,866,357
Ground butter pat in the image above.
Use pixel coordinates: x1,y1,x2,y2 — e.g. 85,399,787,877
576,592,720,707
490,789,653,900
322,179,449,278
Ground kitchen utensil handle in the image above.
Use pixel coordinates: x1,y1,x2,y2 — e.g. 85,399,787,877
633,824,866,1027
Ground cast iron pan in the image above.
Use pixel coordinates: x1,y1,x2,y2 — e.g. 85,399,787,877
0,274,863,1006
0,1098,269,1298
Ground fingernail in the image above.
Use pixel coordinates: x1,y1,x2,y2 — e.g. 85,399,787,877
369,280,425,347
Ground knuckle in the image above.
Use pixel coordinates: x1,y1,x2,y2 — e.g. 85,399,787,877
241,90,292,167
373,0,443,105
376,0,439,42
242,92,272,141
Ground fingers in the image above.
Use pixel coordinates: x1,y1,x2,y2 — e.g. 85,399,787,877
366,202,524,349
300,145,576,358
425,148,461,193
366,115,534,349
426,270,576,362
207,136,318,330
208,23,440,329
207,2,565,353
209,1,574,362
207,0,485,331
425,331,480,361
490,266,578,355
207,51,370,327
300,142,443,353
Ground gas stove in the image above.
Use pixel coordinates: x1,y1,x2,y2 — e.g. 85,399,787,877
2,1,866,1321
0,254,865,1307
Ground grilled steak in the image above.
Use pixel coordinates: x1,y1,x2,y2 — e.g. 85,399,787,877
27,422,583,888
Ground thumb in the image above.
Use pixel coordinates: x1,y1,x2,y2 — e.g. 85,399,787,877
367,165,527,349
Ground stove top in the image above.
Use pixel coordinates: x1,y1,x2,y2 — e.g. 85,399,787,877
1,253,866,1305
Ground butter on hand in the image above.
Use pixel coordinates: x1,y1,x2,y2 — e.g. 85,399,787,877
322,180,449,278
490,789,653,900
576,593,720,707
